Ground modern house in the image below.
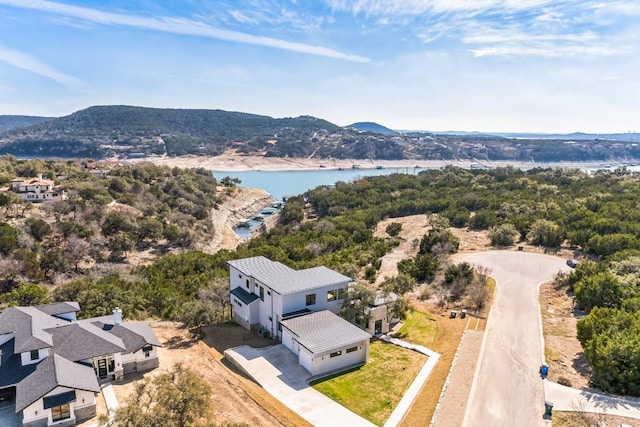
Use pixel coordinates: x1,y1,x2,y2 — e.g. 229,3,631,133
0,302,161,427
365,291,400,336
228,256,372,376
4,174,66,203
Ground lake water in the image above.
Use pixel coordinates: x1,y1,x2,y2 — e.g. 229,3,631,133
212,167,423,201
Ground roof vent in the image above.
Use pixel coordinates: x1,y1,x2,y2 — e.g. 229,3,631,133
113,307,123,325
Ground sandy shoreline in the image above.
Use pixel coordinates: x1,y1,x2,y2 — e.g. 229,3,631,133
127,154,627,172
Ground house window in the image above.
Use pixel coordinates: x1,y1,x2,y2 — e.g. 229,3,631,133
239,274,242,278
330,350,342,358
143,345,153,357
327,290,336,302
246,279,249,289
30,349,39,360
305,293,316,306
259,286,264,301
346,346,358,354
337,288,345,300
51,403,71,422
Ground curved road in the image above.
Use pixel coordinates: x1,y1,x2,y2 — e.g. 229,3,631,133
461,251,571,427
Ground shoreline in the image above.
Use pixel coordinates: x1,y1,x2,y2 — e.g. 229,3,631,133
126,154,629,172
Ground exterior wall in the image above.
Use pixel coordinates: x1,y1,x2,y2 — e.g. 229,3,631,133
229,267,255,294
121,348,159,374
231,297,253,330
311,339,369,376
366,305,391,335
298,346,314,374
22,386,95,427
281,328,295,352
281,283,347,316
21,348,48,366
0,332,14,346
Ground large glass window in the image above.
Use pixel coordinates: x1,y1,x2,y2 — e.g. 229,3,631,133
51,403,71,422
305,293,316,306
327,290,336,302
259,286,264,301
30,349,39,360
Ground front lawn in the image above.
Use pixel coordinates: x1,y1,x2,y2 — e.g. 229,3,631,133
395,310,438,346
311,340,426,426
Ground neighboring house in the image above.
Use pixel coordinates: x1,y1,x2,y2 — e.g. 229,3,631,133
365,291,400,336
0,302,161,427
228,256,372,376
228,256,352,339
3,174,66,203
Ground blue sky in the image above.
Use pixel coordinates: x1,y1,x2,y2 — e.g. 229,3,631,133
0,0,638,133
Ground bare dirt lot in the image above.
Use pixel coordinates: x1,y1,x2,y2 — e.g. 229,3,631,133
540,280,591,390
104,322,309,427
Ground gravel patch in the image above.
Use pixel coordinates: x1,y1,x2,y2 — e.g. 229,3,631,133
432,330,484,427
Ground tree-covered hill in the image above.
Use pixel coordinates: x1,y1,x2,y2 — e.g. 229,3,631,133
1,105,640,162
0,115,52,132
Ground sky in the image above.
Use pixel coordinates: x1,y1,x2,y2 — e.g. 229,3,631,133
0,0,638,133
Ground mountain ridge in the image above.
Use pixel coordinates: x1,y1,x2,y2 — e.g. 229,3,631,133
1,105,639,162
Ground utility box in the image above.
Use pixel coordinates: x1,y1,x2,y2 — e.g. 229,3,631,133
544,401,553,417
460,309,467,319
450,310,457,319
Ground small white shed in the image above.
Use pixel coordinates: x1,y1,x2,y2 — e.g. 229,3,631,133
280,310,371,376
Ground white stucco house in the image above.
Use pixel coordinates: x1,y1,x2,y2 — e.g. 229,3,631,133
5,174,66,203
365,291,400,336
0,302,161,427
228,256,372,376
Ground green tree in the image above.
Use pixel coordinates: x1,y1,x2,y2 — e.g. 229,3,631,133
385,222,402,237
488,223,519,246
574,272,624,312
0,283,49,306
527,219,563,247
103,364,213,427
25,217,52,242
0,222,19,255
419,229,459,255
340,284,375,328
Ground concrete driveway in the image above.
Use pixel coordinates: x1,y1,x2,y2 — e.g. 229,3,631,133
0,398,21,427
224,344,376,427
461,251,570,427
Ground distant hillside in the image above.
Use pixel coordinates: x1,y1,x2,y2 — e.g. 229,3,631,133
1,105,639,162
348,122,398,135
0,115,52,132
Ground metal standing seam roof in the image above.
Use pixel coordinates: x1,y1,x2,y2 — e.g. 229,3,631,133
280,310,371,355
227,256,353,295
231,287,260,305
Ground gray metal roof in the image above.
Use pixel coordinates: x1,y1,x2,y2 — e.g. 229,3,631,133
0,307,68,352
228,256,352,295
35,301,80,316
280,310,371,354
15,354,99,412
231,287,259,305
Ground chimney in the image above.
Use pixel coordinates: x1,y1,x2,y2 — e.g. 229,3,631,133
113,307,123,325
38,173,43,182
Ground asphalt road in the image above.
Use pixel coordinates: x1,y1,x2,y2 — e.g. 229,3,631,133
461,251,571,427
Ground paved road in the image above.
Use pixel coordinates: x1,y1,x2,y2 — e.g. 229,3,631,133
461,251,570,427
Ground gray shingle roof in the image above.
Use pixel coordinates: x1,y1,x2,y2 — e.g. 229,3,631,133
47,322,126,361
15,354,99,412
35,301,80,316
87,319,162,353
228,256,353,295
280,310,371,354
0,307,68,352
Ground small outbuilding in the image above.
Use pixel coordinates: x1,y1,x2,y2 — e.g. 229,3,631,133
280,310,371,376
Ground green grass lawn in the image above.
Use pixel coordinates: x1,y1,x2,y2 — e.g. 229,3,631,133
311,340,426,425
395,310,438,346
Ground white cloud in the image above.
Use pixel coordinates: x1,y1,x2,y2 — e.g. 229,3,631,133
0,0,369,62
0,44,83,87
